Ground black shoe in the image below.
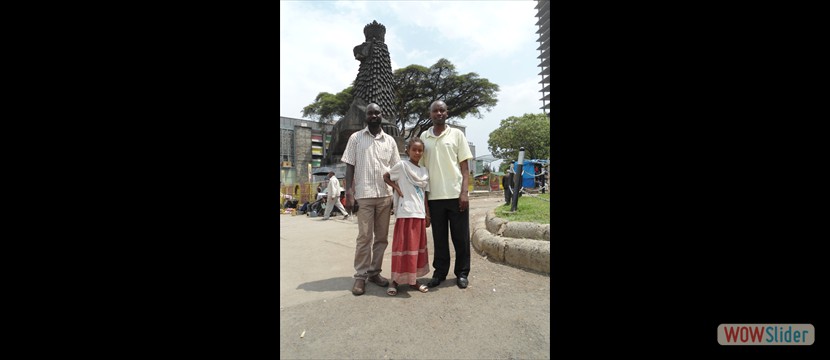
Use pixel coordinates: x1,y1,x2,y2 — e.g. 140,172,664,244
427,277,445,288
457,277,468,289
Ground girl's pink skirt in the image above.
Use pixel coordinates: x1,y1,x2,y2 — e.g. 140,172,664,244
390,218,430,285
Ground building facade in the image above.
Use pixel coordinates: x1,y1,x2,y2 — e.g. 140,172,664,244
280,116,335,186
535,0,550,113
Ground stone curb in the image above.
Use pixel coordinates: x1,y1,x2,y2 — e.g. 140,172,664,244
485,210,550,241
472,209,550,274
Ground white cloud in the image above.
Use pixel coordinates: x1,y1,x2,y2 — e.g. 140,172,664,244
386,1,538,59
498,76,545,115
279,2,371,117
279,1,548,160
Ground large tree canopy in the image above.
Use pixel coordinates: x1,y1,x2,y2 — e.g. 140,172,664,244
301,58,499,139
301,86,354,124
488,113,550,166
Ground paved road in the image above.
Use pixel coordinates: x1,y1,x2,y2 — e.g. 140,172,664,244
279,196,550,359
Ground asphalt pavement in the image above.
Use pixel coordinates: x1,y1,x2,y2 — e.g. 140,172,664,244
279,196,550,359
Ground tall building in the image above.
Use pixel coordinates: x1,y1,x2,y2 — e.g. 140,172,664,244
280,116,336,186
535,0,550,114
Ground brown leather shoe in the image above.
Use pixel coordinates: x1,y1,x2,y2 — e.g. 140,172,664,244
351,279,365,295
367,274,389,287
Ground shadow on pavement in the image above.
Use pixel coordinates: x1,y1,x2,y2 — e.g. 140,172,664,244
296,277,355,292
296,277,443,298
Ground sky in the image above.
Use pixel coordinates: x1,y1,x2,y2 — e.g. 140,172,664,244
280,0,545,171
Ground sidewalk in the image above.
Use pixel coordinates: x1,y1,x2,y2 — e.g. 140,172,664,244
279,197,550,359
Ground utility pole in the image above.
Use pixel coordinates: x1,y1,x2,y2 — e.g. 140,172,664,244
510,147,525,212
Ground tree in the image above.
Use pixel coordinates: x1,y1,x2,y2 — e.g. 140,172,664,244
488,113,550,163
395,59,500,140
482,164,492,174
302,59,499,139
301,86,354,123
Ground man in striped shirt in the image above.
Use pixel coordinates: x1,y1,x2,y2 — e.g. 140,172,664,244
342,103,401,296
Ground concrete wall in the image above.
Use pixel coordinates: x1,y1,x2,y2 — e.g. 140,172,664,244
472,209,550,274
294,125,312,183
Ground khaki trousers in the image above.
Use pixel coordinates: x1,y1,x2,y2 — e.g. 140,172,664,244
353,196,392,280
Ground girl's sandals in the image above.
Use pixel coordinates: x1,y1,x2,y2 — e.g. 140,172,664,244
387,281,398,296
410,283,429,293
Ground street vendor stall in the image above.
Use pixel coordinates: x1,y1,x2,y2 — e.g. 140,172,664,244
473,173,490,191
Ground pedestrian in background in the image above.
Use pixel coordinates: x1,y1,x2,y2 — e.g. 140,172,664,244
322,171,349,220
502,161,515,205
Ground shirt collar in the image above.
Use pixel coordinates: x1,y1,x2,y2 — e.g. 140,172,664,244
428,125,452,138
360,126,385,138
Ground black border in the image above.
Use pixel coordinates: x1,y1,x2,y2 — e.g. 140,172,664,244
69,10,279,356
553,4,822,355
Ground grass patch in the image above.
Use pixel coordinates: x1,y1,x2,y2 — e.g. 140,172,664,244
494,193,550,224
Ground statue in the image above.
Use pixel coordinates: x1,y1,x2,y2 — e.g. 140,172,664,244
327,20,403,164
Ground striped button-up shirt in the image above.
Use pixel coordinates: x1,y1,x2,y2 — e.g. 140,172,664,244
341,127,401,200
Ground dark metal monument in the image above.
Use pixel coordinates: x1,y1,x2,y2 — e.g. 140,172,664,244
326,20,404,164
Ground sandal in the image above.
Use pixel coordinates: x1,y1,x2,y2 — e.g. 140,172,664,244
410,283,429,293
387,281,398,296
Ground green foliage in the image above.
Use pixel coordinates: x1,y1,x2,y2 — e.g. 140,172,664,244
392,64,431,135
302,59,498,139
488,113,550,162
405,59,499,140
495,194,549,224
301,86,354,123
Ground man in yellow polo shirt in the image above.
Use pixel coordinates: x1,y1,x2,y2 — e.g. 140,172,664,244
419,100,473,289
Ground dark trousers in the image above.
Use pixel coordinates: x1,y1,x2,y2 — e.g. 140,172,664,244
428,198,470,279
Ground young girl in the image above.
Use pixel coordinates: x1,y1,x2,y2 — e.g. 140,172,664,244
383,138,431,295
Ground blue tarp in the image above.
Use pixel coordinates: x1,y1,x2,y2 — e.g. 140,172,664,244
512,159,547,188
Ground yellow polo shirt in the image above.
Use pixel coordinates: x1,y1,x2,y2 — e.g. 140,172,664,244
419,126,473,200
